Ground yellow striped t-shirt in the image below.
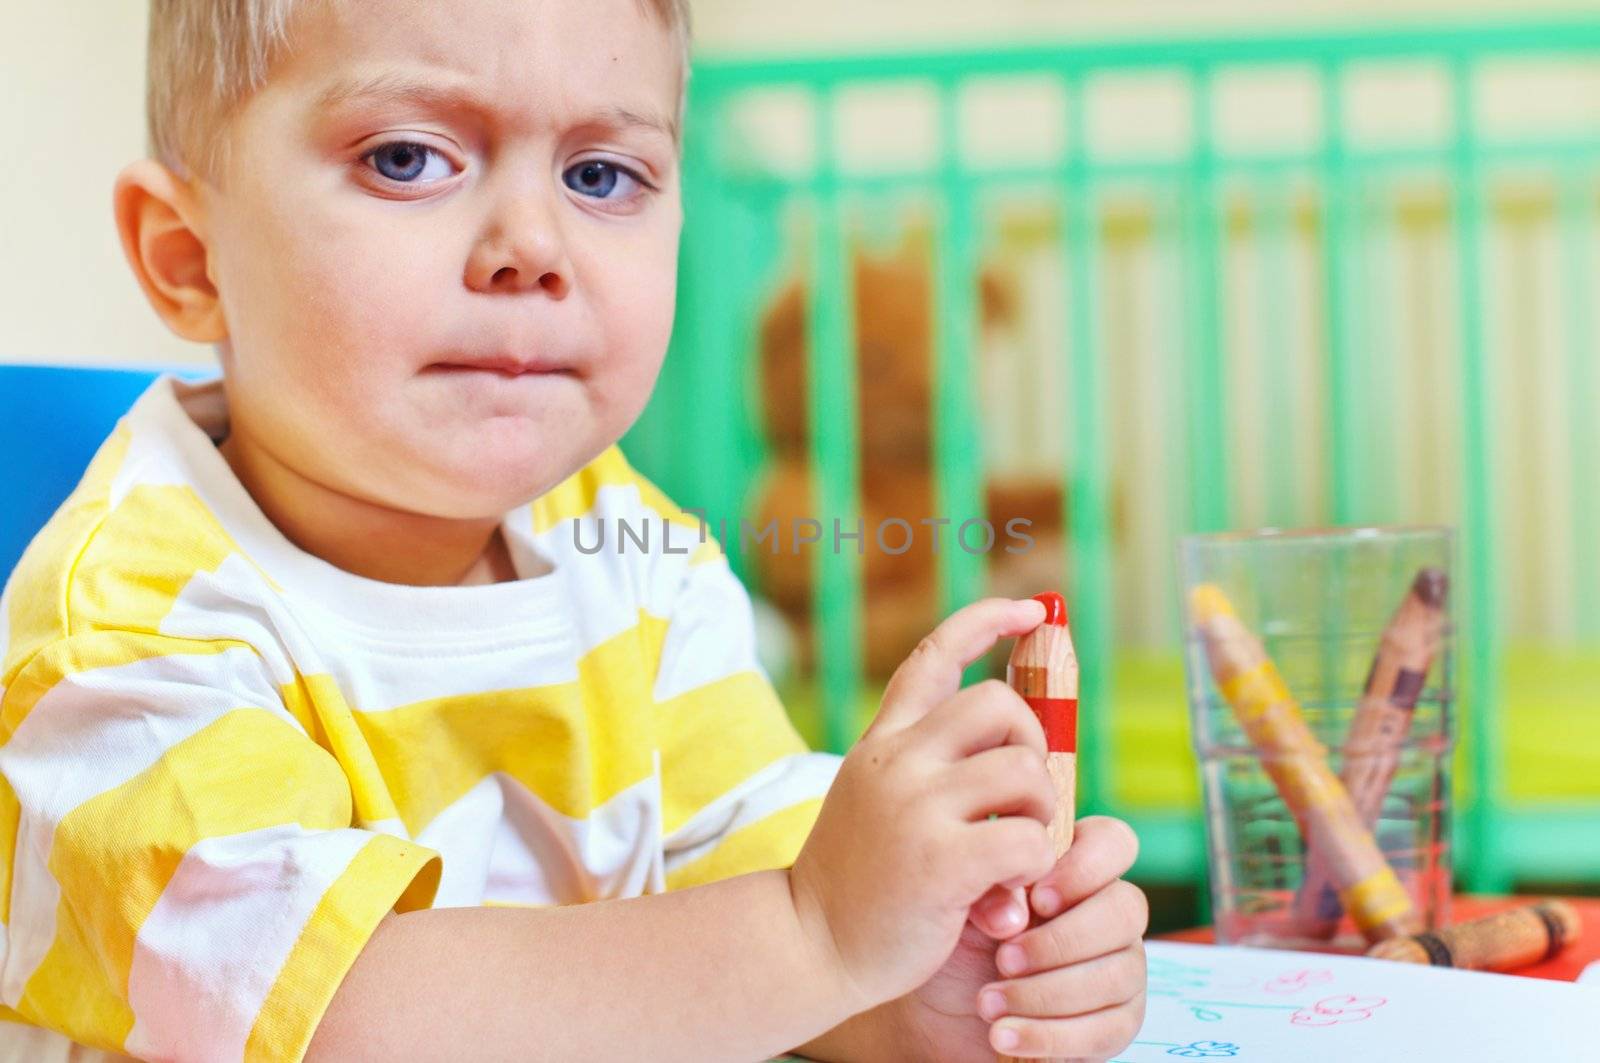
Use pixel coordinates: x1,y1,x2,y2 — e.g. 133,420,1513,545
0,374,839,1062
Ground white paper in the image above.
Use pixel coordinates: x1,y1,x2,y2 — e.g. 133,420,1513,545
1578,960,1600,986
1129,940,1600,1062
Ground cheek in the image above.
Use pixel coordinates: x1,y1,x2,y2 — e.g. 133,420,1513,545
590,225,678,383
284,230,438,374
212,196,445,463
230,178,440,372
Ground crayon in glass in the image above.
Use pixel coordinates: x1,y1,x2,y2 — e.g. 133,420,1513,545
1189,584,1421,943
1292,569,1449,938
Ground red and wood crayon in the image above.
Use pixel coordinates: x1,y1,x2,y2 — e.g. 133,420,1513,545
1292,568,1450,938
1010,591,1078,854
997,591,1078,1063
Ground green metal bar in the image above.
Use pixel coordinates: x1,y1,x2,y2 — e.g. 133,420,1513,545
1561,173,1600,639
807,90,865,754
1321,62,1362,526
1062,75,1115,815
1183,66,1230,533
932,79,989,687
692,19,1600,89
1451,59,1507,892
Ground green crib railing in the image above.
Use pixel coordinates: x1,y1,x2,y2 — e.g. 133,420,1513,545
624,19,1600,891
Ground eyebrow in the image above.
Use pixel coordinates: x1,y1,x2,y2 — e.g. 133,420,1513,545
315,70,680,142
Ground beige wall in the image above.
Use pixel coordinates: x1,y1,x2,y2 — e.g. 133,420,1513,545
2,3,164,365
1,0,1593,367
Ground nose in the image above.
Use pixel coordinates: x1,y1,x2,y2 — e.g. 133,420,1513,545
465,185,572,298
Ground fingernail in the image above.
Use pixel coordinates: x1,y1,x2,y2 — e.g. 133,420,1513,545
997,900,1025,931
997,943,1025,976
993,1026,1020,1051
1033,887,1061,918
979,989,1006,1021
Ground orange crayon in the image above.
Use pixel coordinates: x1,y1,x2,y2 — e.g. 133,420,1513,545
997,591,1077,1063
1189,584,1421,943
1293,569,1450,938
1367,901,1581,972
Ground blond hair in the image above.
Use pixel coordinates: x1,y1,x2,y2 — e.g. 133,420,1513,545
146,0,692,182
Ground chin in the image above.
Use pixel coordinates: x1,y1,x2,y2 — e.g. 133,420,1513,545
429,463,563,517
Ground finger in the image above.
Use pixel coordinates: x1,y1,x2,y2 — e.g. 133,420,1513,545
979,943,1145,1022
1027,815,1140,920
956,816,1056,899
968,884,1030,941
874,597,1047,735
912,679,1047,760
988,994,1146,1060
995,880,1150,978
940,744,1055,825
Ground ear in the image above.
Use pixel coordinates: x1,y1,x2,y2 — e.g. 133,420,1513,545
112,159,227,343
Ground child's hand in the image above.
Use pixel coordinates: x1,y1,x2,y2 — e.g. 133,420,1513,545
789,597,1059,1012
895,816,1149,1060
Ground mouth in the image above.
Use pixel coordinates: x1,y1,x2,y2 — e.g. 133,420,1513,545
425,357,574,378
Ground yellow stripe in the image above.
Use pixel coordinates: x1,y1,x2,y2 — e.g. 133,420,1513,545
665,798,823,891
1340,867,1416,929
8,480,269,689
67,483,257,632
0,773,16,925
347,613,668,831
15,893,136,1054
22,709,354,1027
280,673,403,827
1217,662,1292,724
1,630,254,741
4,427,130,686
688,537,724,567
243,835,440,1063
530,444,704,540
657,670,810,835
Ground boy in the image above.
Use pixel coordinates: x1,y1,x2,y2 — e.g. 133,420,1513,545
0,0,1147,1059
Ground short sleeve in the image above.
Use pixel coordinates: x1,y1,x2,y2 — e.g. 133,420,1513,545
0,629,441,1063
654,548,840,890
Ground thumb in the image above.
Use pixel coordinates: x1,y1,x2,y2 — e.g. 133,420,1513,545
870,596,1047,736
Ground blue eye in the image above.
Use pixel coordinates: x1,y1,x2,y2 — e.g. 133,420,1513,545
364,141,454,184
562,160,642,200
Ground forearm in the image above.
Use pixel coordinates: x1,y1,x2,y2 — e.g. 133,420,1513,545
307,868,866,1063
789,997,909,1062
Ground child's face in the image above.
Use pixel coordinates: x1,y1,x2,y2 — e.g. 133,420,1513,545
199,0,683,520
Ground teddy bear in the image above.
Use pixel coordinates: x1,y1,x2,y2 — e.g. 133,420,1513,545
748,218,1072,678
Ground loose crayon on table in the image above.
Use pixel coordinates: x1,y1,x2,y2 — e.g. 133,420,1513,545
1292,568,1450,939
1189,584,1422,943
997,591,1077,1063
1366,900,1582,972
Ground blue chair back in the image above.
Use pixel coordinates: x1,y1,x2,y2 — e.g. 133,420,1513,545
0,364,217,585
